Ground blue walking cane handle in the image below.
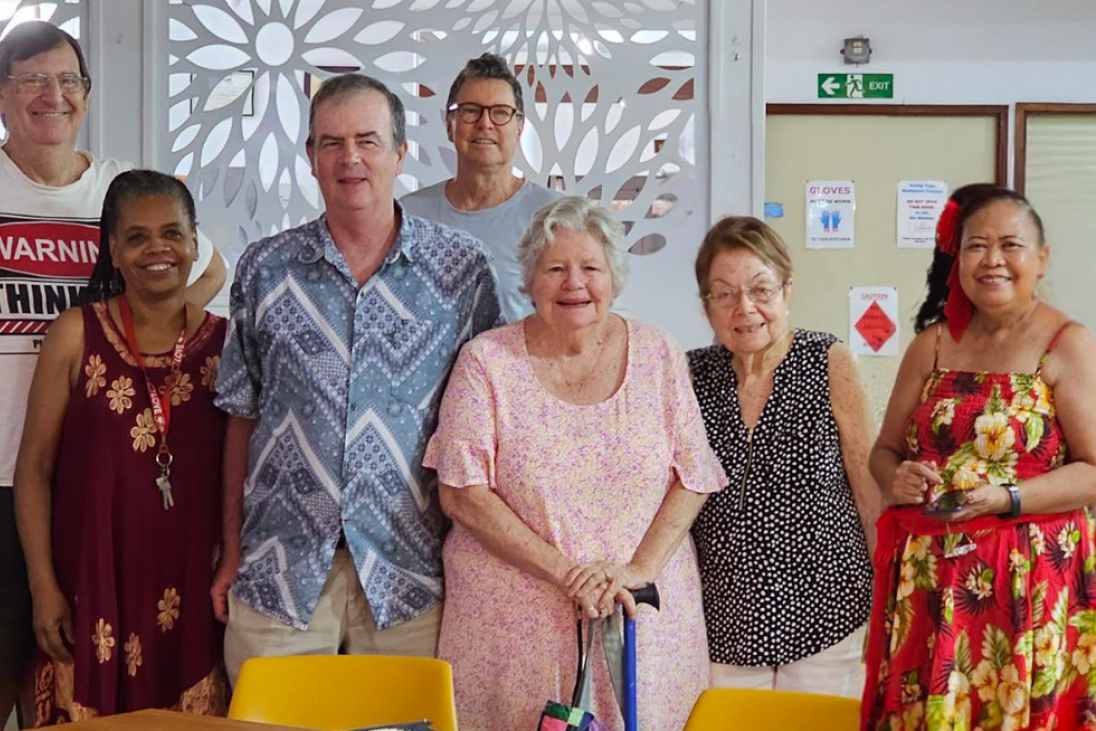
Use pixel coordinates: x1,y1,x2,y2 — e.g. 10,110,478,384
624,584,660,731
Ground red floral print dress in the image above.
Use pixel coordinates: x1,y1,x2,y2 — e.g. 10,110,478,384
863,324,1096,731
32,303,229,725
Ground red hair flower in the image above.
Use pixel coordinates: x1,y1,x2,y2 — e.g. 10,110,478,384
935,198,961,255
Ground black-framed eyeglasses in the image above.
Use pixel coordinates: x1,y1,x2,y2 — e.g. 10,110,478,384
448,102,522,126
6,72,90,95
703,281,786,308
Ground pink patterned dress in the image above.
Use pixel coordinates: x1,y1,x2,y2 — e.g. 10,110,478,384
423,319,727,731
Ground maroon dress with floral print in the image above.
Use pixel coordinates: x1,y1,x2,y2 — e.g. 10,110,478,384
32,303,228,726
863,323,1096,731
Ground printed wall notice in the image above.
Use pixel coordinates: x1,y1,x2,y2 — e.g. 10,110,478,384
806,180,855,249
849,286,899,357
897,180,948,249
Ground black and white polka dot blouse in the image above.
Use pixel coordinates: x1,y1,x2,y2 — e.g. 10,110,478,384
687,329,873,667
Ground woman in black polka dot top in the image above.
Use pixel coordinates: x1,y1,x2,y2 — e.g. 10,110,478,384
687,216,878,696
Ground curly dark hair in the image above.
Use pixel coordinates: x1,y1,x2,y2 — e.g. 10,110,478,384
84,170,198,303
913,184,1046,334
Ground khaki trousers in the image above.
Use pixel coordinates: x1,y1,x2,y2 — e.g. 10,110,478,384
224,548,441,687
709,623,867,698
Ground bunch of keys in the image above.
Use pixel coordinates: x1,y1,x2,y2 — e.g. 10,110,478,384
156,447,175,511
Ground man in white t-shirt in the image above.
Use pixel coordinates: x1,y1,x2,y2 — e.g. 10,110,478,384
401,53,560,323
0,22,224,724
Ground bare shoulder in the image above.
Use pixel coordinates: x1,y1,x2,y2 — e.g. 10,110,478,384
43,307,85,354
1042,319,1096,387
827,342,868,407
188,305,213,337
893,324,941,380
906,324,942,361
37,307,86,384
827,341,857,374
827,341,862,387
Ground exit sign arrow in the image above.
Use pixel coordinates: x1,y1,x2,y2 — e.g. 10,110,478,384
817,73,894,99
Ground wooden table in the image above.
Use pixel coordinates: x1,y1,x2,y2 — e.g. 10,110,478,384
61,710,310,730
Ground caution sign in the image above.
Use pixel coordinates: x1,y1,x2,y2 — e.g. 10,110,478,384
0,215,100,355
849,286,898,357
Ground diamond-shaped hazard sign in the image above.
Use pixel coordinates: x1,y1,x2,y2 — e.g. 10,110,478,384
855,301,896,352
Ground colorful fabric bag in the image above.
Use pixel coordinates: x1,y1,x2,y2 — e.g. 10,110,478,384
536,619,611,731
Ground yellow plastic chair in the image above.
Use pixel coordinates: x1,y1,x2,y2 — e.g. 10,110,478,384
683,688,860,731
228,655,458,731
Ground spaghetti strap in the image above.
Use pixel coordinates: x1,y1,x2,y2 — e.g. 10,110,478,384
1036,321,1075,376
933,322,944,370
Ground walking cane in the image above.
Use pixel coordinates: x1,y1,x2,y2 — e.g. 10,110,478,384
624,584,661,731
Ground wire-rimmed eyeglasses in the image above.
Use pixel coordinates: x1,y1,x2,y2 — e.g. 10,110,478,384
703,281,787,309
5,73,89,95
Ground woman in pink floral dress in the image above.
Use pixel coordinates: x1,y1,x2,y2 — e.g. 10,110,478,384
423,196,727,731
865,184,1096,731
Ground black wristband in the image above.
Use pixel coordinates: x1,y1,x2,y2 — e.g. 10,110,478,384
1003,483,1021,519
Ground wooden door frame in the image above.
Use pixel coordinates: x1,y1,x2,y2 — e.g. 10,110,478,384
767,104,1010,186
1014,103,1096,194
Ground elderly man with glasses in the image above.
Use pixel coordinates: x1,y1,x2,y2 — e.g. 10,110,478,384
401,53,561,323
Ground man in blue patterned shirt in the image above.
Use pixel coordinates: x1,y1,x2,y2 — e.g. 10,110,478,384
212,74,500,684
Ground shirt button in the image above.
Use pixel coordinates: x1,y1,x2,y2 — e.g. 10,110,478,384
387,403,402,416
383,542,395,553
350,403,358,412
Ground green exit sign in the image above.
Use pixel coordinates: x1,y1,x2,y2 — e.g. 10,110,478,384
818,73,894,99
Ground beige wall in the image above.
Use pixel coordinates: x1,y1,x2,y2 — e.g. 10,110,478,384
1023,113,1096,334
765,113,998,428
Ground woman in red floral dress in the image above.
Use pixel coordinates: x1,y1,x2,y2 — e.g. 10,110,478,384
865,184,1096,731
13,171,227,725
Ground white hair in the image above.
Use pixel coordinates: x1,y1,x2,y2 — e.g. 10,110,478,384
517,196,629,299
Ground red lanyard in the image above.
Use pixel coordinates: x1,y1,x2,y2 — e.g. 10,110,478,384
118,296,188,446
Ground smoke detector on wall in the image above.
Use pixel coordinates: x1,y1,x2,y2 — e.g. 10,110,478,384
841,36,872,65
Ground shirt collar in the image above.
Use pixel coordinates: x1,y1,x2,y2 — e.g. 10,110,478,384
386,200,417,264
311,201,417,269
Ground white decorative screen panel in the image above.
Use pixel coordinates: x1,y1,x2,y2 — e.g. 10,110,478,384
161,0,711,345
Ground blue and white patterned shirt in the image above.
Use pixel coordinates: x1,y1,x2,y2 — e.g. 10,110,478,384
215,207,501,629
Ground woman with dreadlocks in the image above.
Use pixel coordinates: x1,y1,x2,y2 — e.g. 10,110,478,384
862,183,1096,731
13,170,228,725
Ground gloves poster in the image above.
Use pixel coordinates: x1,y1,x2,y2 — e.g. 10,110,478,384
806,181,856,249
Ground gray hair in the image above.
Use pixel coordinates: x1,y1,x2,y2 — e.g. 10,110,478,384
446,53,524,116
518,196,629,299
0,21,90,93
307,73,406,147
